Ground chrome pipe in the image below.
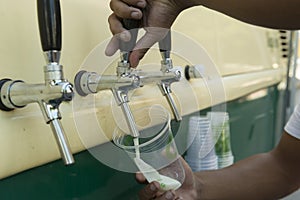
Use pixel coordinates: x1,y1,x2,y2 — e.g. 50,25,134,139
50,118,74,165
39,101,74,165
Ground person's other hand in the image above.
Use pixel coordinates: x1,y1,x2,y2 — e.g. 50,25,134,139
105,0,197,68
135,157,199,199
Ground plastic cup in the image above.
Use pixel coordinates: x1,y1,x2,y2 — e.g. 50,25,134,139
207,112,234,168
113,104,185,187
185,116,218,171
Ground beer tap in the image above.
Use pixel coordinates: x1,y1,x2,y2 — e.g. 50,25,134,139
158,31,182,121
75,18,141,138
75,25,183,134
114,18,141,138
0,0,74,165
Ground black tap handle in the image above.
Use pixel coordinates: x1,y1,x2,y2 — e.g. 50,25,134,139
119,19,140,52
37,0,62,52
159,30,171,52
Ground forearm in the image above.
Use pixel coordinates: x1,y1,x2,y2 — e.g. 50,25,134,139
194,0,300,30
195,148,300,199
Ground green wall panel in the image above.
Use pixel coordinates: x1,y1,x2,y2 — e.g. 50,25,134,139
0,149,142,200
228,88,276,161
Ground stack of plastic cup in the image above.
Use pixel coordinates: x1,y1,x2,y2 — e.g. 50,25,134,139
207,112,234,169
185,116,218,171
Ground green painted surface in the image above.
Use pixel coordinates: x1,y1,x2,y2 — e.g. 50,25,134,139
0,147,142,200
228,87,279,161
0,85,284,200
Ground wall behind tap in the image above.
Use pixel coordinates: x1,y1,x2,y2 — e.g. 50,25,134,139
0,0,285,179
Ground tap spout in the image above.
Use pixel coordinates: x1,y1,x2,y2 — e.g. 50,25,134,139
39,101,74,165
112,89,140,138
49,118,74,165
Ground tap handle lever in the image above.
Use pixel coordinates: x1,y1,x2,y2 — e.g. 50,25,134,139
119,19,140,53
159,30,173,72
37,0,62,52
159,30,171,54
118,18,140,75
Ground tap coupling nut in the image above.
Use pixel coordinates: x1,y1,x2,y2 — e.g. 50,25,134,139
60,82,74,102
161,58,173,73
117,61,131,76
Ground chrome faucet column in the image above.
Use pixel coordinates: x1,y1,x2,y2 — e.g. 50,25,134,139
158,31,182,121
75,18,141,138
75,71,141,138
114,18,141,138
0,0,74,165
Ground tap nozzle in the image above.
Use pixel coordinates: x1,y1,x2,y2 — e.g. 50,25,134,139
158,73,182,122
112,89,140,138
39,102,74,165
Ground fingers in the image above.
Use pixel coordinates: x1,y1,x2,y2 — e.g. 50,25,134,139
136,172,147,183
121,0,147,8
105,35,119,56
108,13,130,38
110,0,145,19
129,48,146,68
108,0,144,44
137,181,179,200
129,27,169,68
106,13,131,56
138,181,160,200
139,190,179,200
155,191,177,200
106,26,170,67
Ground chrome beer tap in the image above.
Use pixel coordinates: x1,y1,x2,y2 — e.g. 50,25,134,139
0,0,74,165
75,18,141,138
75,25,183,137
158,30,182,121
114,18,141,138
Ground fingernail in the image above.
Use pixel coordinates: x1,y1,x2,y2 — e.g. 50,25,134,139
131,11,141,19
137,1,146,8
165,191,174,200
150,184,157,191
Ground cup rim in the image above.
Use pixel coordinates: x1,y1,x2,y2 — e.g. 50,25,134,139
113,105,172,150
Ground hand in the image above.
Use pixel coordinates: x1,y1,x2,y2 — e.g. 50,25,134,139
106,0,198,68
136,157,199,199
